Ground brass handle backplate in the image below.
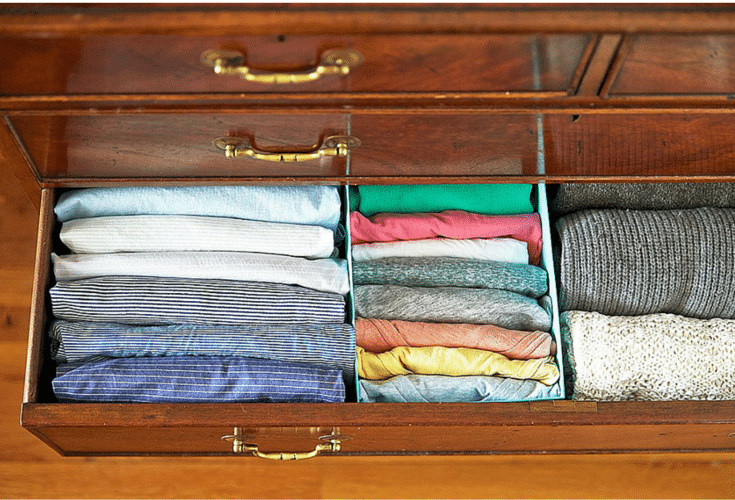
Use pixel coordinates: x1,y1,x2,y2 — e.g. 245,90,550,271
221,428,351,460
201,48,363,84
213,135,360,163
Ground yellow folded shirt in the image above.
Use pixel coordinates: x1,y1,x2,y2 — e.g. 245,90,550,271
357,346,559,386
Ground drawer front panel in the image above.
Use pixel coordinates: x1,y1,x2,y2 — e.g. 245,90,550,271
609,35,735,96
544,113,735,179
349,114,539,178
0,34,589,95
26,417,735,456
9,114,349,180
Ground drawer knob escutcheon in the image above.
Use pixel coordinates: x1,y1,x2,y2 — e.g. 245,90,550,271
200,48,364,84
213,135,361,162
221,428,350,460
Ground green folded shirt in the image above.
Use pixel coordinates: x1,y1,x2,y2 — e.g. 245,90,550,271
356,184,533,216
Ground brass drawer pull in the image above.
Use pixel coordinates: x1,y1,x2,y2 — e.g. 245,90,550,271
213,135,360,163
200,48,363,84
221,428,349,460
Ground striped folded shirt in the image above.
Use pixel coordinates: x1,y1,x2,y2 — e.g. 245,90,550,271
53,355,346,403
60,215,336,258
52,252,350,296
50,276,346,326
49,320,356,384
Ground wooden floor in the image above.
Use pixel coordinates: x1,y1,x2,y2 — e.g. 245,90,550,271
1,160,735,499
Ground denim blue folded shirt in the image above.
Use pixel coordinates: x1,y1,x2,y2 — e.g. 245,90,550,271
53,355,346,403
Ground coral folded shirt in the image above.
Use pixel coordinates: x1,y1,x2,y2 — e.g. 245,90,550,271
356,318,554,359
351,211,542,265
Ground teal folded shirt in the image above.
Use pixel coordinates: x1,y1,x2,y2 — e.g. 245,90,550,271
356,184,533,216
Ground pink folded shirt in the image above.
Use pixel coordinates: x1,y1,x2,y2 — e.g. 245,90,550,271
350,210,543,265
356,318,555,360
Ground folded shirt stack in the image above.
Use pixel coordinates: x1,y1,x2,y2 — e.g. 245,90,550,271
351,184,560,403
49,186,354,403
554,182,735,401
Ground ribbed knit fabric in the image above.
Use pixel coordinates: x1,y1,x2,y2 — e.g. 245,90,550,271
350,211,543,265
356,318,554,359
352,238,529,265
49,320,356,384
360,374,562,402
53,355,346,403
354,285,551,331
52,252,349,295
557,207,735,318
54,186,343,230
60,215,335,258
356,184,533,216
50,276,346,326
357,346,559,385
561,311,735,401
353,257,548,298
552,182,735,216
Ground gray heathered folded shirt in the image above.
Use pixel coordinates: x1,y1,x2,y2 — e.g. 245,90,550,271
557,207,735,318
354,284,551,331
352,257,548,298
551,182,735,216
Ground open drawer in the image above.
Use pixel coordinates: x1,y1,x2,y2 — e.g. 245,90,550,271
20,182,735,457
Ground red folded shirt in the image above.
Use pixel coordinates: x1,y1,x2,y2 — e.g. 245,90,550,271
350,210,543,265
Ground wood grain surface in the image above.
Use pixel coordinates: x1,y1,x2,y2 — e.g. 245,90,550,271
1,155,735,498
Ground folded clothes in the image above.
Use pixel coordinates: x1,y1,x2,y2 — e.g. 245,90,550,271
562,311,735,401
356,318,554,359
357,346,559,385
352,257,548,298
49,320,356,384
54,186,342,230
360,374,562,402
60,215,335,258
552,182,735,216
355,184,533,217
350,211,543,265
52,355,346,403
352,238,528,265
557,207,735,318
354,285,551,331
52,251,349,295
50,276,346,326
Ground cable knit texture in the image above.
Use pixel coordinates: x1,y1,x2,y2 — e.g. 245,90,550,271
354,284,551,331
357,346,559,385
551,182,735,216
561,310,735,401
353,257,547,298
355,318,554,358
557,207,735,318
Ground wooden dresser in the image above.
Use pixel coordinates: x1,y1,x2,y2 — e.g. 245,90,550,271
3,4,735,457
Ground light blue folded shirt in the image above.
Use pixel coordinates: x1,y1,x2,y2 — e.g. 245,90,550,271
54,186,342,231
360,374,561,402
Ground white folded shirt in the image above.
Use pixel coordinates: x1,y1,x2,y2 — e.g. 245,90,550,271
351,237,528,264
60,215,335,258
52,251,350,295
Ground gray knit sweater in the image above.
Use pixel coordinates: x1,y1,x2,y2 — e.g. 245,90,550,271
557,207,735,318
352,257,548,298
354,284,552,331
551,182,735,216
